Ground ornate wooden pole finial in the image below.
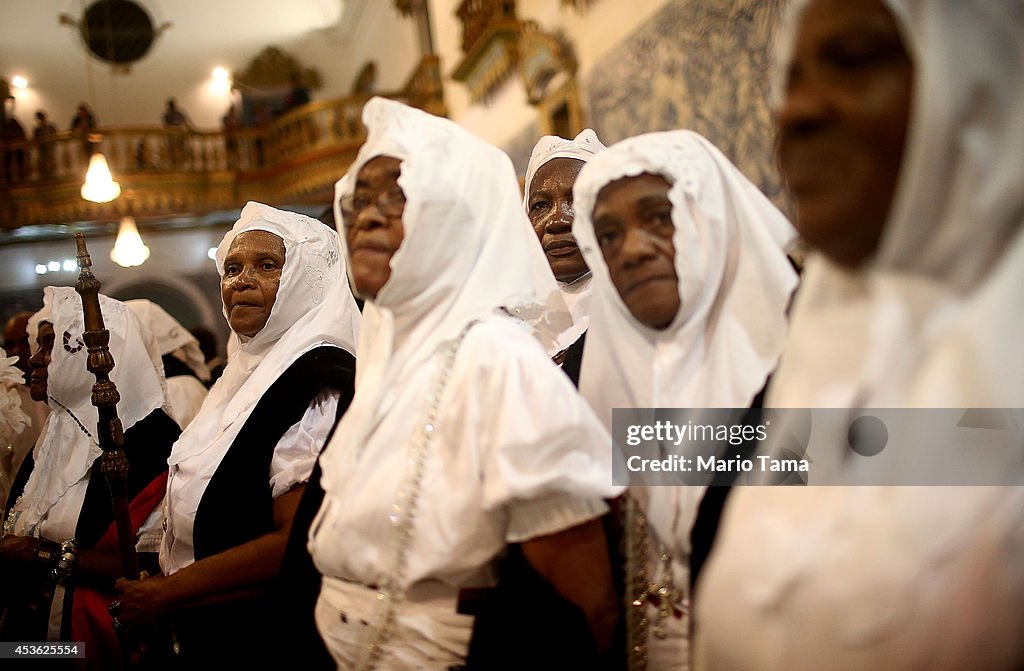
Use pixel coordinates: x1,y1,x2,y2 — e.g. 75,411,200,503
74,233,140,581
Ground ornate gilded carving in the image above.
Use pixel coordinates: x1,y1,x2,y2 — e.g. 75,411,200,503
537,77,584,138
235,46,322,90
457,0,517,52
402,55,448,117
517,23,576,105
451,0,522,102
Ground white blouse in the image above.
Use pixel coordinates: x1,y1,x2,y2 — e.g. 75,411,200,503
164,375,209,430
159,389,339,574
695,486,1024,670
310,315,620,595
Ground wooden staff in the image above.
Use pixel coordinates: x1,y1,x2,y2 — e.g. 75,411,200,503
74,233,140,581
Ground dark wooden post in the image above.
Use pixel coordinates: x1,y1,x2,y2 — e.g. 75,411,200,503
74,233,140,581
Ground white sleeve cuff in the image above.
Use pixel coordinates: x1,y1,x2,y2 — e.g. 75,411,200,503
507,494,609,543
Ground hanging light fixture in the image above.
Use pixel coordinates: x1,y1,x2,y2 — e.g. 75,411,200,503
81,152,121,203
110,215,149,267
75,0,123,204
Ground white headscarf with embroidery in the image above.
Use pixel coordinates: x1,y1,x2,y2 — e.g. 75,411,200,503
126,300,210,382
167,202,360,467
9,287,166,540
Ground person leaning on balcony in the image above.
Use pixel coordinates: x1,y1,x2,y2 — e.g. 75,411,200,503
282,72,311,114
222,104,242,169
69,103,96,161
111,203,360,667
33,110,57,178
2,114,26,184
162,98,191,168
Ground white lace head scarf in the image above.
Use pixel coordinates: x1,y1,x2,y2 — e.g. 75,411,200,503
168,202,360,466
331,97,566,412
11,287,166,538
126,300,210,382
573,130,798,429
523,129,607,353
0,348,30,446
769,0,1024,407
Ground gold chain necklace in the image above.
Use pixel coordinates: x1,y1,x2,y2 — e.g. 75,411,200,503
624,494,687,671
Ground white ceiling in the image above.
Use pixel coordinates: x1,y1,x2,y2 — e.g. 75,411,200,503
0,0,360,129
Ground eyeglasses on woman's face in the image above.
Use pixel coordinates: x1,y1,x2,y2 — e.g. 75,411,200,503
340,187,406,228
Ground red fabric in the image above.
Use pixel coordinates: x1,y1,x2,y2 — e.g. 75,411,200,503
70,471,168,671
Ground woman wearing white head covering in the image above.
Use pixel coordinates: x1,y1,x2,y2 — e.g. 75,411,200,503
113,202,360,665
308,97,622,669
0,287,179,642
696,1,1024,669
523,129,606,379
126,299,210,429
572,129,798,669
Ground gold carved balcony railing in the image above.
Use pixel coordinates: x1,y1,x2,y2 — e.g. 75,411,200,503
456,0,517,53
0,56,446,230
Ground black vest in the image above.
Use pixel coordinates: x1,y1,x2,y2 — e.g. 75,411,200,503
191,346,355,561
168,346,354,666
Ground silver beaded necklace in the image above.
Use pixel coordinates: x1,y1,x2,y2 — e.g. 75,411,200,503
353,321,476,670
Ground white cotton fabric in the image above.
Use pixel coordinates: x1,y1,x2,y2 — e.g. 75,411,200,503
523,129,607,353
697,3,1024,669
267,390,339,498
162,376,207,431
126,300,210,382
317,576,474,670
0,351,29,445
310,98,621,661
0,351,32,508
572,130,798,667
8,287,166,541
160,202,360,574
126,300,209,429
